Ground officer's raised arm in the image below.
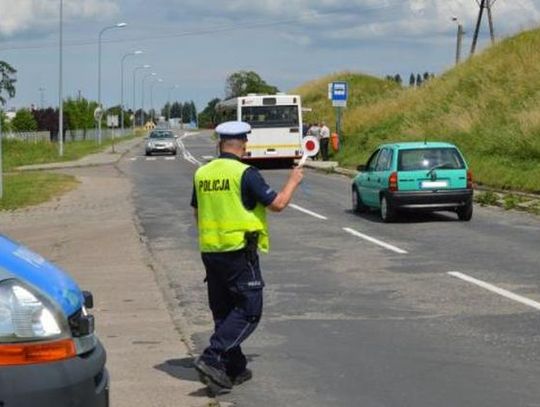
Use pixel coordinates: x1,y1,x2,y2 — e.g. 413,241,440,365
268,167,304,212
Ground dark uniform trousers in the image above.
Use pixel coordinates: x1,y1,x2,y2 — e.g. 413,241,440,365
200,248,264,377
320,137,330,161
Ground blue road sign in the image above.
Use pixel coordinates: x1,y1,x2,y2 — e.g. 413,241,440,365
331,82,348,107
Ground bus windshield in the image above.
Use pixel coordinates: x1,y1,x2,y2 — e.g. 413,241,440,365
241,105,299,128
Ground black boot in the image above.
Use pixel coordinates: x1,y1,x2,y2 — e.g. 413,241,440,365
230,368,253,386
194,357,233,389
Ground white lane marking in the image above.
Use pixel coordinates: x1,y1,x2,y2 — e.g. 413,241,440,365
201,155,214,160
130,156,177,161
289,204,327,220
183,131,200,137
448,272,540,311
343,227,408,254
176,138,202,166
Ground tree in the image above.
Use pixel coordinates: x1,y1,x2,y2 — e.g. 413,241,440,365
409,73,415,87
0,61,16,106
198,98,222,129
32,108,67,141
416,74,423,87
0,111,11,132
64,97,98,139
423,72,430,82
134,109,148,126
182,102,193,124
190,101,197,123
170,102,182,119
225,71,279,99
12,109,37,132
161,102,171,119
394,74,402,85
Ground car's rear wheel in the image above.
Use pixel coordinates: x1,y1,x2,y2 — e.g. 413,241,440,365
457,201,473,221
352,187,367,213
380,195,396,223
145,151,152,156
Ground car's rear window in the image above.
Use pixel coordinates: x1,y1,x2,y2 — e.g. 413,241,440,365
398,148,465,171
150,132,173,139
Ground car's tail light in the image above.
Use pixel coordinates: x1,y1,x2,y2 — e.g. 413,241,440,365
0,339,76,366
389,172,398,192
467,170,473,189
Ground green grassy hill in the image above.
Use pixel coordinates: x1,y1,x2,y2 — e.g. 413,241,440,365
293,28,540,192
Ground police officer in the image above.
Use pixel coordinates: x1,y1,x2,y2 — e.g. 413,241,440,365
191,121,304,390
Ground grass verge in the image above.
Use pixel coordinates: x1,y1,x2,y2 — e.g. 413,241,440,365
3,133,138,171
0,172,79,210
293,28,540,193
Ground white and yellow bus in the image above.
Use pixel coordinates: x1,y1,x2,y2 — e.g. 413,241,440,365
216,94,303,164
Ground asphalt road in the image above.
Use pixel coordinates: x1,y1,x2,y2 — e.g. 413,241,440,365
126,130,540,407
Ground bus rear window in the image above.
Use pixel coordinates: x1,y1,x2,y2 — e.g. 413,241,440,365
398,148,466,171
241,106,299,128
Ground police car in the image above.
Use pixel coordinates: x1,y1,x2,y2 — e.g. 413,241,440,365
0,234,109,406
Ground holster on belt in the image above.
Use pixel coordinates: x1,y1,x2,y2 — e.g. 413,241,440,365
244,232,259,263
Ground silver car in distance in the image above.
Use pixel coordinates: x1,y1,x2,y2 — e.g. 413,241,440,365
145,130,178,156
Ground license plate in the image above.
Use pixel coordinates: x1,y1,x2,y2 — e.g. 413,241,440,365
421,181,448,188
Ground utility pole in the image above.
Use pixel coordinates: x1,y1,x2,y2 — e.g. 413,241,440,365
452,17,465,65
470,0,496,56
486,0,496,44
456,24,464,65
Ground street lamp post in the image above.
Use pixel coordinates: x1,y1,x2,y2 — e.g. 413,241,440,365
141,72,156,127
59,0,64,156
0,107,3,199
120,50,142,133
132,65,150,129
98,22,126,144
150,79,163,123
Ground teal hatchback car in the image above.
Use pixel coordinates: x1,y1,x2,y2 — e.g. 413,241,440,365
352,142,474,222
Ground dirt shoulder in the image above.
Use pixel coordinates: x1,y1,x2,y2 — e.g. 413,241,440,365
0,164,215,407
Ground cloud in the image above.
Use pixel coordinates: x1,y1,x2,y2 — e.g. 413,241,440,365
154,0,540,44
0,0,119,37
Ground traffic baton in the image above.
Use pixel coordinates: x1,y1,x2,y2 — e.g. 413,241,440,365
299,136,320,167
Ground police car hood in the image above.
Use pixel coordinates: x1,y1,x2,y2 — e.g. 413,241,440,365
0,235,83,317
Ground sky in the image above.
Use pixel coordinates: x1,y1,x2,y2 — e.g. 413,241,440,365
0,0,539,113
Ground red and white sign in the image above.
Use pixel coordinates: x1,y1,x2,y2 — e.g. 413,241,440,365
299,136,320,167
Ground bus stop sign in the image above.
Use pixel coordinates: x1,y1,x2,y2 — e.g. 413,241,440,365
330,82,348,107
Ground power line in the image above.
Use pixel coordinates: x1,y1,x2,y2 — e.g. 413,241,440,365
0,2,404,52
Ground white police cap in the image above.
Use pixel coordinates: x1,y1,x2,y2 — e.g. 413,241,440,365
215,121,251,140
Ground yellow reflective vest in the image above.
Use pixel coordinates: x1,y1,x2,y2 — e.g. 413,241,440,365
195,158,269,253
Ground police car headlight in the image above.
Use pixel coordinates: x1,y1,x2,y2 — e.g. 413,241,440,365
0,279,69,343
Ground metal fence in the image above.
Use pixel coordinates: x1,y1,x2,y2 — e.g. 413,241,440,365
5,131,50,143
65,128,133,142
5,128,133,143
